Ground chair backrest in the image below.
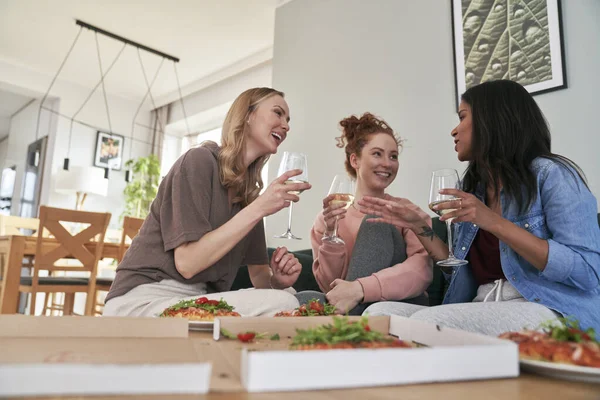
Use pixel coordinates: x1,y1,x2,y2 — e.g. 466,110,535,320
118,216,144,262
0,215,44,236
33,206,111,277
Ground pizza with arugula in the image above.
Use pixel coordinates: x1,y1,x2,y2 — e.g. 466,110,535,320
499,318,600,368
160,297,240,321
275,299,336,317
290,316,414,350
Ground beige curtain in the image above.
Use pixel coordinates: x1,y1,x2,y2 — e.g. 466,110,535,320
150,104,170,162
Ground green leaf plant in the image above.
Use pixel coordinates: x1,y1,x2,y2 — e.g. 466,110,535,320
121,154,160,220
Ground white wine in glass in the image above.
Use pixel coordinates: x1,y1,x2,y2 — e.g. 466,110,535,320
274,151,308,240
428,200,458,219
283,179,308,195
429,169,468,266
329,193,355,209
322,175,355,245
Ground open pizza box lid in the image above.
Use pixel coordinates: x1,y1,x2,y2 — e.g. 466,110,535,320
0,316,211,396
213,315,519,392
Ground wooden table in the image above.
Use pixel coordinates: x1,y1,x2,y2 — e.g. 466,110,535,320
0,235,123,314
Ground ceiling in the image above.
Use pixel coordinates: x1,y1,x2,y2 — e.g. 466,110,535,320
0,0,279,102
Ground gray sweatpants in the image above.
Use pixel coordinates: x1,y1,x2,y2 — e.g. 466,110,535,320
297,215,428,314
103,279,299,317
363,279,560,336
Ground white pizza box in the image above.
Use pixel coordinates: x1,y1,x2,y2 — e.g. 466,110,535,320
213,315,519,392
0,316,210,396
0,315,189,338
0,337,211,396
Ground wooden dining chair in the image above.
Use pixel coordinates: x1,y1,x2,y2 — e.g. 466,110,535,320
18,206,111,316
0,215,43,310
94,216,144,315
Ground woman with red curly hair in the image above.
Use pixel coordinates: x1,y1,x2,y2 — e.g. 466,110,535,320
298,113,432,315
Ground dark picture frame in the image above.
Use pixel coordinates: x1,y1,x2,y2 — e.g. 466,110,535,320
451,0,567,108
94,131,124,171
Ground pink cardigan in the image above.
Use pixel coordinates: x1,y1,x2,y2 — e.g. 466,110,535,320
310,198,433,303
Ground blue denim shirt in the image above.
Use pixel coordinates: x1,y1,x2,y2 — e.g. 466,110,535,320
443,157,600,332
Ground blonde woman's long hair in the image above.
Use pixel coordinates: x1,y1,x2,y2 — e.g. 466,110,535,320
211,87,284,207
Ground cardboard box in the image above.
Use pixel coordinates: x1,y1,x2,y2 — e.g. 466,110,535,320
0,315,189,338
0,316,211,396
214,315,519,392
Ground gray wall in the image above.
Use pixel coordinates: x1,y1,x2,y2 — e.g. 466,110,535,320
267,0,600,250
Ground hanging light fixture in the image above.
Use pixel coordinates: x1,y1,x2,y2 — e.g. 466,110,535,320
34,19,190,182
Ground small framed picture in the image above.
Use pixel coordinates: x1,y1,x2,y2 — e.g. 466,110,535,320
94,131,124,170
451,0,567,107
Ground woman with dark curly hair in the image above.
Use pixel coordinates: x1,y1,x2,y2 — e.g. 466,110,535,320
297,113,432,315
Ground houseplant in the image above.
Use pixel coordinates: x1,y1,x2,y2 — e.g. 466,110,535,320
122,154,160,220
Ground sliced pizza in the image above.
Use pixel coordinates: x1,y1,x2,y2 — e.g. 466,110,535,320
499,318,600,368
290,316,414,350
160,297,241,321
275,298,336,317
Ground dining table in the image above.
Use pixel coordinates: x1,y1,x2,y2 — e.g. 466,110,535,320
0,234,124,314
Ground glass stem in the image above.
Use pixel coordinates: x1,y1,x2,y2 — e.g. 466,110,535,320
332,216,339,238
286,201,294,232
446,220,455,259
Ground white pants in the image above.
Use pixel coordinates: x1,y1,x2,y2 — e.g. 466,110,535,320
364,280,560,336
103,279,299,317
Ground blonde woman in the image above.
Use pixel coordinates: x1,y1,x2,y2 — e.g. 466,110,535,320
104,88,311,317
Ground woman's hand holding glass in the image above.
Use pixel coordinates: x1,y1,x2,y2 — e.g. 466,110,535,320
429,169,468,267
322,175,355,245
321,193,349,235
253,169,311,217
274,151,309,240
434,189,500,231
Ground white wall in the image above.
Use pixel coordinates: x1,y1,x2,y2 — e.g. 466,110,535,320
0,118,9,140
163,59,272,180
168,60,272,132
1,59,153,227
268,0,600,250
0,135,8,172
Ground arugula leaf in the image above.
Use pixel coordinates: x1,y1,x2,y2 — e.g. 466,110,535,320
270,333,280,341
291,316,389,346
537,317,597,343
220,328,237,340
296,299,337,316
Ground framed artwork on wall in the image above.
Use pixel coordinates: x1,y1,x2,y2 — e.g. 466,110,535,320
451,0,567,107
94,131,124,170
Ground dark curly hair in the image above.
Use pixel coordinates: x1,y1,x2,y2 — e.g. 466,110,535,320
336,112,402,178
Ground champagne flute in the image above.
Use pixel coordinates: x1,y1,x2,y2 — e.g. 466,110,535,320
274,151,308,240
322,174,355,245
428,168,468,266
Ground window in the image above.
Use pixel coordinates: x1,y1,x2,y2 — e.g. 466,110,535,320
181,128,270,193
183,127,222,151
